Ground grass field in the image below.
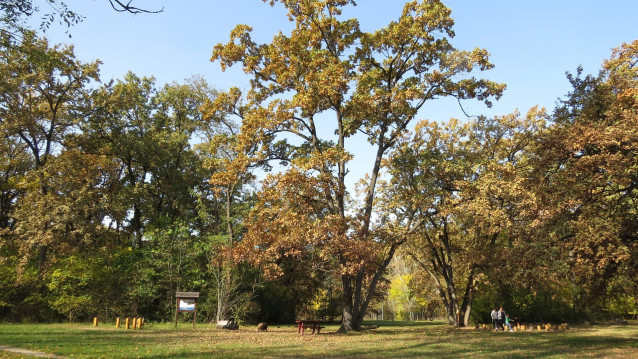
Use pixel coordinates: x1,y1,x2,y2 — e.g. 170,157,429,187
0,320,636,358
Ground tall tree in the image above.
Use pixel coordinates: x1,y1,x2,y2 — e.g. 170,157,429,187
0,31,100,274
210,0,504,331
530,40,638,316
383,111,545,326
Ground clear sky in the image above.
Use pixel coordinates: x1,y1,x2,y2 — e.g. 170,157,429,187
31,0,638,185
35,1,638,118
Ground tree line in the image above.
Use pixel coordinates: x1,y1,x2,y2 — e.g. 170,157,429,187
1,0,636,330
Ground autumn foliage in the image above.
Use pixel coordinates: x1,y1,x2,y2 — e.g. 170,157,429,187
0,1,636,328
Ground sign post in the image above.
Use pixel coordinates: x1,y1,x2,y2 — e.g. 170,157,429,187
175,292,200,328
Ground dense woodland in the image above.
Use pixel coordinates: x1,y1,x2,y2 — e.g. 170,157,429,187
0,0,637,331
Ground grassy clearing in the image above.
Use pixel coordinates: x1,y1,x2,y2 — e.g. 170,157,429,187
0,320,636,358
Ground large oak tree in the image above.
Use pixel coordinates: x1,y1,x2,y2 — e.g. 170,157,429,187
209,0,504,331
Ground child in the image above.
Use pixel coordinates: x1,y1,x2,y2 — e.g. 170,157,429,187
505,314,514,332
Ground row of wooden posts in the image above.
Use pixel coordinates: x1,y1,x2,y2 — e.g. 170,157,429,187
480,323,569,331
92,317,145,329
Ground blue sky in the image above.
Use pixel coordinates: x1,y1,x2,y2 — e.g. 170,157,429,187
32,0,638,186
36,0,638,118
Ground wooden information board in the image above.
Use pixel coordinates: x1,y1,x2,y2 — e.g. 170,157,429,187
175,292,199,328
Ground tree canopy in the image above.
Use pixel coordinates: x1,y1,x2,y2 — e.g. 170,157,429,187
209,0,504,331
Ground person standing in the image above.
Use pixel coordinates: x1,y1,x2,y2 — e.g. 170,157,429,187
498,307,506,331
490,308,498,330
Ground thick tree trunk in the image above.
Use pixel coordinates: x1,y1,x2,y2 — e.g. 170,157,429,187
462,300,473,327
339,274,356,332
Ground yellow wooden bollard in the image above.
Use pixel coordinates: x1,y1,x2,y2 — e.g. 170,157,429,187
125,317,130,329
537,325,541,331
93,317,98,327
133,318,138,330
116,317,121,328
139,318,144,328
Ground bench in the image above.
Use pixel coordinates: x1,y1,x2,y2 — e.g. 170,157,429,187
296,320,324,335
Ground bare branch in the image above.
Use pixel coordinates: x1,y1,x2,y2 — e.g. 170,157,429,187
108,0,163,14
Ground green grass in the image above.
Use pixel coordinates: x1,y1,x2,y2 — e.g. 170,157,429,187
0,320,637,358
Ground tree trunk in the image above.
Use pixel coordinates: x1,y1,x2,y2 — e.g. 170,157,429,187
459,265,477,327
339,274,355,332
462,299,473,327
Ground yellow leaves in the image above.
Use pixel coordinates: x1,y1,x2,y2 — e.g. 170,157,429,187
211,25,256,72
201,87,243,121
292,147,353,171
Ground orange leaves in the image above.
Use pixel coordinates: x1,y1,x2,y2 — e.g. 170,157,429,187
232,165,350,278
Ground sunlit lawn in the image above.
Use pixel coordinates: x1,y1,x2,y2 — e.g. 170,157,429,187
0,320,637,358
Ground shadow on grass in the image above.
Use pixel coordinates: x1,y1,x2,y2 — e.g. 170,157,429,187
362,320,441,327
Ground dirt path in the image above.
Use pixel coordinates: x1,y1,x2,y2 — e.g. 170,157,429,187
0,345,65,358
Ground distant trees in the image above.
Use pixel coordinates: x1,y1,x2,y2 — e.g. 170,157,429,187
382,110,545,326
0,31,256,323
383,39,638,325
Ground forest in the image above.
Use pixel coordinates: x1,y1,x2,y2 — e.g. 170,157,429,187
0,0,637,332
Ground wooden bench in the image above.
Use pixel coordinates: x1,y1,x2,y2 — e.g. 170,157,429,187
296,320,324,335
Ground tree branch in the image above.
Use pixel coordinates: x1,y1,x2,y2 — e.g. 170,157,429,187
108,0,163,14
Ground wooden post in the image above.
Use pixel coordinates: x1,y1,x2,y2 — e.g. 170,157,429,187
175,298,179,328
125,317,130,329
133,318,137,330
116,318,121,328
93,317,98,327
